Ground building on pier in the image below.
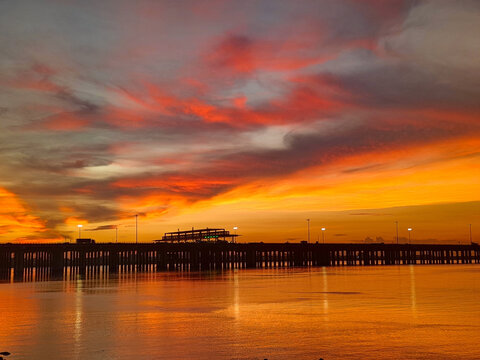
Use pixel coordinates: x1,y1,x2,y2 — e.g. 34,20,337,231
154,228,239,243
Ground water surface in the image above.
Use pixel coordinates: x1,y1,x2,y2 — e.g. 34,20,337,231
1,265,479,359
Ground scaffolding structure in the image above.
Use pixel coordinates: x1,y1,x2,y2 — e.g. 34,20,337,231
154,228,239,243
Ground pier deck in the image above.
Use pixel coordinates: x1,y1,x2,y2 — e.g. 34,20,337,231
1,242,479,280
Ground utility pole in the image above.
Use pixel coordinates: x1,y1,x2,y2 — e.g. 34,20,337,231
116,225,118,243
395,221,399,244
307,219,310,243
135,215,138,244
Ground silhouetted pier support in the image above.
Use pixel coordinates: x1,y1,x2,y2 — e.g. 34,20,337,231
108,250,119,273
13,249,25,279
0,243,479,280
246,249,256,268
0,249,9,281
51,248,64,275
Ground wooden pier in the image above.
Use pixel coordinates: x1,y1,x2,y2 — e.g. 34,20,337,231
1,242,479,280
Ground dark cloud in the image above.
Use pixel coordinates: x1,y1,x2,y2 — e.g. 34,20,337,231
342,163,384,174
285,237,301,242
324,56,480,110
86,224,118,231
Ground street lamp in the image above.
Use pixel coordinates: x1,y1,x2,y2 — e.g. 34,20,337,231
321,227,326,244
307,219,310,243
135,214,138,244
395,221,399,244
408,228,412,244
233,226,238,243
77,224,83,239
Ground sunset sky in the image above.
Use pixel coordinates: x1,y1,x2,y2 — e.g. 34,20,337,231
0,0,479,243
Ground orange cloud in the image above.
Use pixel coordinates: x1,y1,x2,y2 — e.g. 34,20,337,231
0,187,52,242
39,112,90,131
206,34,335,74
64,217,89,226
113,175,234,196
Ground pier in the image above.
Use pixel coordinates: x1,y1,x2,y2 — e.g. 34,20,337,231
1,242,479,281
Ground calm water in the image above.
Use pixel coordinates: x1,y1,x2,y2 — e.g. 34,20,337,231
1,265,479,360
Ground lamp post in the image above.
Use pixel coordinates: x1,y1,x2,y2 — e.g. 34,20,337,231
233,226,238,243
307,219,310,243
321,227,326,244
135,214,138,244
395,221,399,244
77,224,83,239
470,224,472,243
116,225,118,243
408,228,412,244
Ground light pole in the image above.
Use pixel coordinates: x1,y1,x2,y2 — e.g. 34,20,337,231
408,228,412,244
116,225,118,243
233,226,238,243
470,224,472,243
77,224,83,239
135,214,138,244
395,221,399,244
307,219,311,243
321,227,326,244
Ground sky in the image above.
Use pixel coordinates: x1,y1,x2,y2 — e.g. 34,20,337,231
0,0,479,244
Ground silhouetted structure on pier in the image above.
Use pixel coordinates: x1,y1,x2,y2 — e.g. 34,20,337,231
1,242,479,281
155,228,239,243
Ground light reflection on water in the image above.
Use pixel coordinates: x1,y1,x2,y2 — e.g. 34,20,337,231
1,265,479,360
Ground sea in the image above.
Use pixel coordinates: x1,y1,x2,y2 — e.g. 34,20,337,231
1,265,479,360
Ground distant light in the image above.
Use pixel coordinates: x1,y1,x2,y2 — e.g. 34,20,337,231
408,228,412,231
321,227,326,231
78,224,83,228
233,226,238,230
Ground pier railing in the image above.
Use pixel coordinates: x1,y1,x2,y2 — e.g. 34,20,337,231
1,243,479,279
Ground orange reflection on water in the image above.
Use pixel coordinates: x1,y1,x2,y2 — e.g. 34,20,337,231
0,265,479,360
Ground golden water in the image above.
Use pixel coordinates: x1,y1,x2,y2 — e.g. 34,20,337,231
1,265,479,359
